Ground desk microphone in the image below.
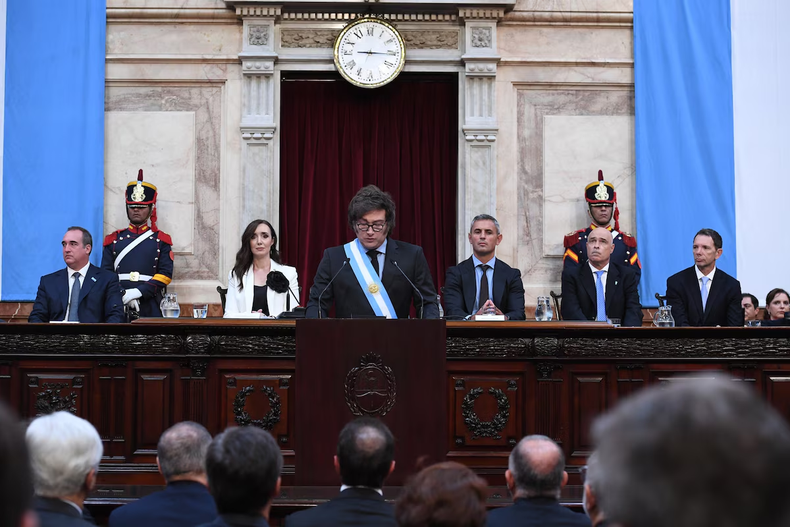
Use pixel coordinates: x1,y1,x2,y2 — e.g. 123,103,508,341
317,258,349,319
390,259,424,319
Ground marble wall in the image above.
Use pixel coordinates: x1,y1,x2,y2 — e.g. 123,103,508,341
104,0,635,306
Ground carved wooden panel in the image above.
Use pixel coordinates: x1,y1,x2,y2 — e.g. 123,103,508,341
649,366,722,384
615,364,646,400
134,370,172,456
450,375,520,448
0,361,11,404
764,372,790,422
180,359,209,425
222,373,292,448
23,371,88,419
96,362,128,461
569,370,608,458
533,363,563,445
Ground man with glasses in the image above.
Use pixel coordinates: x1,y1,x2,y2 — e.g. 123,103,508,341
305,185,439,319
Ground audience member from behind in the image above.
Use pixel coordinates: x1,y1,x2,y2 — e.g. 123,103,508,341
109,421,217,527
285,417,396,527
26,411,103,527
581,452,607,527
592,377,790,527
487,435,590,527
741,293,760,322
395,461,487,527
763,288,790,324
0,402,36,527
197,426,283,527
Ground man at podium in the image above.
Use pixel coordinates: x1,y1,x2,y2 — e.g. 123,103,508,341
305,185,439,319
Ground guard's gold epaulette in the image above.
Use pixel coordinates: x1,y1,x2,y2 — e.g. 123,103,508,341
621,232,637,248
564,229,585,249
103,230,122,247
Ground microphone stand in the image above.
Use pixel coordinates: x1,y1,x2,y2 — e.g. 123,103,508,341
317,259,349,319
390,260,424,319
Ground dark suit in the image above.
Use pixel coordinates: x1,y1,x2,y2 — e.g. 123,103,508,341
284,487,396,527
29,264,125,323
443,257,526,320
666,266,743,327
197,514,269,527
34,497,94,527
561,262,642,327
108,480,217,527
305,239,439,319
487,497,592,527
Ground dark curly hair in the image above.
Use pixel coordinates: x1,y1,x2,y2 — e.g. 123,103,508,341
347,185,396,234
232,220,281,290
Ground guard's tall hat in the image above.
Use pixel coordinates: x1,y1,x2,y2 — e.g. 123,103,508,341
584,169,620,231
125,169,159,229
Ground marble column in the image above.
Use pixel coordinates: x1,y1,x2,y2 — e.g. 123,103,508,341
236,6,281,232
458,7,503,259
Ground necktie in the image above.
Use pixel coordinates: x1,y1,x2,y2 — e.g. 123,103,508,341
367,249,380,277
68,272,81,322
701,276,710,311
479,264,491,309
595,270,606,321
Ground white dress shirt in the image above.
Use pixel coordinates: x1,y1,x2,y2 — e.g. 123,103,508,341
64,262,90,321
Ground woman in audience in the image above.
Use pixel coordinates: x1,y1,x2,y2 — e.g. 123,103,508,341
224,219,299,318
763,288,790,323
394,461,487,527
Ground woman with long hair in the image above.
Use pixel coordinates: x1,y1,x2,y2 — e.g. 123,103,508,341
224,220,299,318
763,288,790,322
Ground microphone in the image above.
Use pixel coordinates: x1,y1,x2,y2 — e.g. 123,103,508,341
317,258,349,319
390,260,424,319
286,285,299,311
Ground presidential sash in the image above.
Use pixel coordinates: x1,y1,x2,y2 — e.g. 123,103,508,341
344,240,397,319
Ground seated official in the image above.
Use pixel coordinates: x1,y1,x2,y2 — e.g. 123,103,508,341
305,185,438,319
224,220,299,318
29,227,125,323
284,418,397,527
561,228,642,326
394,462,487,527
666,228,743,327
109,422,217,527
443,214,526,320
742,293,761,322
762,288,789,325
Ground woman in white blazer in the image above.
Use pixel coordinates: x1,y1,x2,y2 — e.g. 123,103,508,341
224,219,300,318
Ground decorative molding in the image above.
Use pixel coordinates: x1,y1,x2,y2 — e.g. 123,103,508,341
184,359,209,378
461,387,510,440
35,382,78,416
500,58,633,68
562,338,790,358
459,7,505,20
532,337,561,356
280,12,457,22
249,24,270,46
242,59,276,73
402,30,459,50
501,11,633,28
345,353,397,417
235,6,282,18
281,29,339,48
184,334,216,355
106,8,238,24
536,363,562,379
233,385,282,430
446,337,528,357
470,27,492,48
464,133,497,142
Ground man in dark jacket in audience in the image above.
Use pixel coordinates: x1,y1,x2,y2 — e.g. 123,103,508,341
109,421,217,527
284,417,397,527
487,435,591,527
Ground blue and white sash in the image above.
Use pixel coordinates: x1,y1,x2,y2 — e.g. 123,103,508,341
344,239,397,319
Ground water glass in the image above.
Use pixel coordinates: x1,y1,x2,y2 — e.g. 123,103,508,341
745,320,761,327
192,303,208,319
535,296,553,321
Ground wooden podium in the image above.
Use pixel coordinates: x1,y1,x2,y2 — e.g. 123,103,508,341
295,319,446,485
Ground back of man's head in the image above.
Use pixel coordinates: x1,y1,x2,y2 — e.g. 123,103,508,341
336,417,395,488
26,411,103,498
205,426,283,516
0,403,34,527
582,452,605,525
507,435,565,499
592,377,790,527
157,421,212,482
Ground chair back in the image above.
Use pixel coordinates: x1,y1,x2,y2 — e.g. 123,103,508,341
549,290,563,321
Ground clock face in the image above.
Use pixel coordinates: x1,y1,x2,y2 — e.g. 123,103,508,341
333,18,406,89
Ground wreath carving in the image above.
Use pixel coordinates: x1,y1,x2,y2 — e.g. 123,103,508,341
461,387,510,440
233,385,281,430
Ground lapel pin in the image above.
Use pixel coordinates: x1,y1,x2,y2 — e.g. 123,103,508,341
91,277,97,282
615,281,618,285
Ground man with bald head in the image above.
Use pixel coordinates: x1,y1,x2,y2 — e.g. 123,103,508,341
488,435,590,527
284,417,396,527
561,227,642,326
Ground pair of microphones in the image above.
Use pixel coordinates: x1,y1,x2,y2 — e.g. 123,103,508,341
316,258,426,319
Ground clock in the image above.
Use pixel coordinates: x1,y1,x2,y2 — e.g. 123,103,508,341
333,17,406,89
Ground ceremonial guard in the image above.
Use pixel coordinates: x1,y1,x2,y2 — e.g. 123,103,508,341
562,170,641,280
102,170,174,317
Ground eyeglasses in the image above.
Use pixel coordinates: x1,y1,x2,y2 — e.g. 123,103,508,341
355,222,386,233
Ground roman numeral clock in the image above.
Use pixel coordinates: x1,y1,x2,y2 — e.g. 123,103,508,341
333,17,406,88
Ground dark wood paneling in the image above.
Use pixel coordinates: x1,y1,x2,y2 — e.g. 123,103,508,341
533,363,564,445
764,371,790,422
450,374,521,449
569,368,608,458
134,370,171,456
222,373,292,447
96,362,127,461
23,370,88,419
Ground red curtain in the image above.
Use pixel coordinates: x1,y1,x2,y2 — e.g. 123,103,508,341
279,74,458,305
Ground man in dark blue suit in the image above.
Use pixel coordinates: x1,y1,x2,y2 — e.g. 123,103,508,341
561,228,642,326
29,227,125,323
666,228,743,327
284,418,397,527
306,185,438,319
109,422,217,527
444,214,526,320
487,435,591,527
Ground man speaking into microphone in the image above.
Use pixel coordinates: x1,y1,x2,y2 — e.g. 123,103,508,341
305,185,439,319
